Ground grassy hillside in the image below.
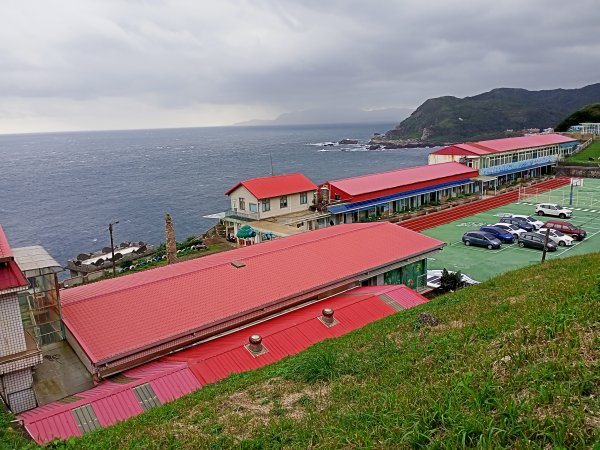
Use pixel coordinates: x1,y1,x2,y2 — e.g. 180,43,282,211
2,253,600,449
556,103,600,132
384,83,600,144
564,139,600,164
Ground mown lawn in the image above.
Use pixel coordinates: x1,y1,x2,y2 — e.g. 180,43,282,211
3,253,600,449
565,139,600,164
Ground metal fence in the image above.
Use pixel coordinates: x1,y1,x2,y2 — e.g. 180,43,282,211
519,185,600,208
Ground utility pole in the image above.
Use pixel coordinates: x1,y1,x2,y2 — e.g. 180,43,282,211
541,227,550,263
108,221,119,277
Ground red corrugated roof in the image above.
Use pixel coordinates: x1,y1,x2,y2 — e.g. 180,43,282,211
225,173,317,199
0,225,28,292
19,284,425,444
61,223,443,366
430,134,577,156
18,361,200,444
0,225,14,262
167,284,427,384
325,162,477,197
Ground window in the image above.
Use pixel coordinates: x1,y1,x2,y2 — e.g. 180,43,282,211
249,203,258,213
300,192,308,204
280,195,288,208
261,199,270,212
239,198,246,211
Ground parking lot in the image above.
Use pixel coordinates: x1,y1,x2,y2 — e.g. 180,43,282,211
422,178,600,281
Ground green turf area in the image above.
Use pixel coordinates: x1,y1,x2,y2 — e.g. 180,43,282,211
3,253,598,449
423,178,600,281
564,139,600,164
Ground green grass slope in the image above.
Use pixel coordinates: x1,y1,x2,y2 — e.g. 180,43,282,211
565,139,600,164
3,254,600,449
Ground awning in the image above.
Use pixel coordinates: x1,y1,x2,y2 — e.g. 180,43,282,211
471,175,497,182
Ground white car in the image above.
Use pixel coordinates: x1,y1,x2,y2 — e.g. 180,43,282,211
509,214,544,230
426,270,480,289
493,222,527,239
537,228,574,246
535,203,572,219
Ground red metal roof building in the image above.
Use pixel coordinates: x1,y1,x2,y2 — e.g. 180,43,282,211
321,163,479,223
428,134,579,183
20,284,428,444
224,173,317,199
61,222,444,378
0,225,28,293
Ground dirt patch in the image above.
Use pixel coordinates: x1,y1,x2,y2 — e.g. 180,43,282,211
214,377,332,440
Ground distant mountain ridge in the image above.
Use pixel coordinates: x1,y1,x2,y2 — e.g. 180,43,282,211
381,83,600,144
235,107,413,126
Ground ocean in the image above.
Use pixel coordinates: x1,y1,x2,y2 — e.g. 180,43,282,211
0,123,431,271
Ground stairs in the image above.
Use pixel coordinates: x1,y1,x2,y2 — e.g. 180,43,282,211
399,177,570,232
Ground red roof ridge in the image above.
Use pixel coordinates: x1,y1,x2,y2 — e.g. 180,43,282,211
327,161,466,184
61,223,388,308
224,173,317,198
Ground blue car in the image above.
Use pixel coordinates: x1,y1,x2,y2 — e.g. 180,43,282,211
499,217,534,232
462,231,502,249
479,225,514,243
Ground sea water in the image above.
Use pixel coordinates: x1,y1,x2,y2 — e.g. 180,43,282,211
0,123,432,268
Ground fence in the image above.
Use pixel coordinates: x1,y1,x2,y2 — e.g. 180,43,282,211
519,184,600,208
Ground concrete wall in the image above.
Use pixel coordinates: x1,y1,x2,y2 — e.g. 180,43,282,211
1,368,36,413
555,165,600,179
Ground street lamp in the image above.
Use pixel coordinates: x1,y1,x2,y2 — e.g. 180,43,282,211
108,221,119,277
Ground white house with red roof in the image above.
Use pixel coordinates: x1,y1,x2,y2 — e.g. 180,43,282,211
0,225,44,413
428,134,579,189
222,173,327,244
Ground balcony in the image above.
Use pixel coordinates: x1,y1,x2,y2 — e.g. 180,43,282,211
0,331,43,375
224,208,259,221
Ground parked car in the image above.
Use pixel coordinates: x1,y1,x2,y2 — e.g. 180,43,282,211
518,232,558,252
535,203,573,219
509,214,544,230
537,228,574,247
426,270,480,289
499,216,535,232
493,223,527,239
543,220,587,241
479,225,514,243
462,231,502,249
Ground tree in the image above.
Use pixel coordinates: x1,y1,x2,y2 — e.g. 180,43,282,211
440,268,463,292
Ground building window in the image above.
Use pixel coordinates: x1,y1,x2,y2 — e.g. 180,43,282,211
239,198,246,211
280,195,288,208
249,203,258,213
261,199,270,212
300,192,308,204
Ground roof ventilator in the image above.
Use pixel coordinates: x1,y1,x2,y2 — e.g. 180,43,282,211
318,308,339,327
231,260,246,268
245,334,268,357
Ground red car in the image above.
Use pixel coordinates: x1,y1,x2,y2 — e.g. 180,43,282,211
543,220,586,241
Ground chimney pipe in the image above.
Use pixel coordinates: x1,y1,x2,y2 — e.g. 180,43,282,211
321,308,335,325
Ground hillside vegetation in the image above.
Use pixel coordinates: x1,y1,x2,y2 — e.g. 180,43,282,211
383,83,600,144
556,103,600,132
2,253,600,449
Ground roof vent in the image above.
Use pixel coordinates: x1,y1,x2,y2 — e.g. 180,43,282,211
319,307,339,327
245,334,268,357
231,260,246,268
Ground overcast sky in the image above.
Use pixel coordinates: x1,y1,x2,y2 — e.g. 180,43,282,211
1,0,598,134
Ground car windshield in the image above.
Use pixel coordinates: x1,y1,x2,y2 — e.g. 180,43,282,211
526,217,535,221
554,230,565,236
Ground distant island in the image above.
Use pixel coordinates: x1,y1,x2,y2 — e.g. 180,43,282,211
234,107,413,127
374,83,600,147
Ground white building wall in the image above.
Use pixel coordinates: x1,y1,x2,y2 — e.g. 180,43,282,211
1,368,37,413
228,186,314,220
0,292,27,357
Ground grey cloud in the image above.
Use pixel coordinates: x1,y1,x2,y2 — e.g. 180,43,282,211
0,0,599,132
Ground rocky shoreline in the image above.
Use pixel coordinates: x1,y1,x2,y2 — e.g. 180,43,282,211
367,138,446,150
